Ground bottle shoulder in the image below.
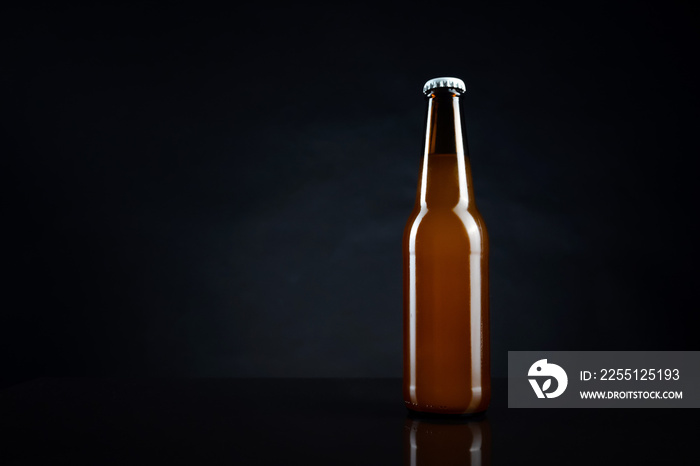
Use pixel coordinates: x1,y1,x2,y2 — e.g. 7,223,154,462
404,204,485,225
403,204,488,244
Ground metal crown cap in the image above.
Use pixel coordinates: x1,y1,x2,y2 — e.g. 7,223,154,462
422,77,466,95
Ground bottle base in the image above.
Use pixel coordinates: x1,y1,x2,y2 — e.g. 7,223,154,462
406,407,486,421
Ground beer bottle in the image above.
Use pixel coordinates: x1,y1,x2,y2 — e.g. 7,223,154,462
403,77,490,415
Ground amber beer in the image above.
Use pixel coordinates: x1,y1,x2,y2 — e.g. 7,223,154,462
403,77,490,415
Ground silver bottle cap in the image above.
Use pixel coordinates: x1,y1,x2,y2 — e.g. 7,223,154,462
422,77,466,95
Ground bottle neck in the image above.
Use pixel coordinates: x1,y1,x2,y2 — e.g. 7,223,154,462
425,89,466,156
417,89,476,209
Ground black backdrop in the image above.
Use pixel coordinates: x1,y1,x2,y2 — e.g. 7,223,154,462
4,1,698,387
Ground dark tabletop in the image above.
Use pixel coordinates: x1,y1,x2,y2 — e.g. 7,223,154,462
1,377,695,465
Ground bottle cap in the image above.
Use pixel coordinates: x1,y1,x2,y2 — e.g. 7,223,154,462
422,77,466,95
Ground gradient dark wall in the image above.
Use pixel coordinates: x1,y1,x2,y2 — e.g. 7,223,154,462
4,2,698,385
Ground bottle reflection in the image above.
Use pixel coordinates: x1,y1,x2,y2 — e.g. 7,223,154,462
403,416,491,466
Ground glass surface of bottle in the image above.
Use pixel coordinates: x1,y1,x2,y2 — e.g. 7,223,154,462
403,77,490,415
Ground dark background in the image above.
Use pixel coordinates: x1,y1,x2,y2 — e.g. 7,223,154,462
3,1,698,387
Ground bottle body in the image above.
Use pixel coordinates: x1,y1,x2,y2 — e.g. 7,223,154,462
403,82,490,415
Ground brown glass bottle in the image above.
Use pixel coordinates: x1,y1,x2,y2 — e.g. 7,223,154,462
403,77,490,415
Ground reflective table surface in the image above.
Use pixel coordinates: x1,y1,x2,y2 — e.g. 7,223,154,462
1,377,695,464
